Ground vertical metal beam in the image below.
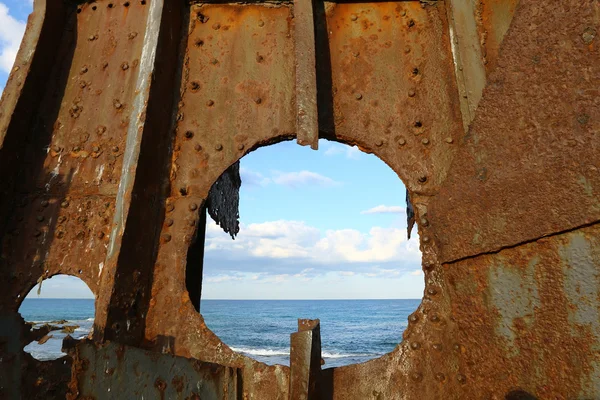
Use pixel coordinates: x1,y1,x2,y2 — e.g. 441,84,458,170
289,319,322,400
294,0,319,150
94,0,170,339
446,0,487,130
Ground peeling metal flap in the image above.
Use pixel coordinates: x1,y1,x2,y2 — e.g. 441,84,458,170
207,161,241,239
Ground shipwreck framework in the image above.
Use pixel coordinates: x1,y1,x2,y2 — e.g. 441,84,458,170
0,0,598,398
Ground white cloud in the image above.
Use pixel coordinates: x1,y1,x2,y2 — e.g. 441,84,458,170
271,170,340,188
0,3,26,74
240,167,271,187
204,218,422,275
323,142,361,160
361,205,405,215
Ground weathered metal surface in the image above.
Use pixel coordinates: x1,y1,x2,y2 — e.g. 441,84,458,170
430,0,600,263
1,0,599,399
70,341,240,399
289,319,322,400
294,0,320,150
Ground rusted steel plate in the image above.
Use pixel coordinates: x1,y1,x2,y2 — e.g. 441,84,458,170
445,223,600,399
294,0,319,150
476,0,520,75
70,341,240,399
289,319,322,400
430,0,600,263
322,1,464,192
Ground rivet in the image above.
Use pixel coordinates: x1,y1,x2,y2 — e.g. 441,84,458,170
188,219,196,227
401,10,406,16
398,138,406,146
404,46,411,54
212,23,221,30
174,144,181,151
102,62,109,69
435,373,446,382
582,27,596,44
430,314,440,323
258,20,264,27
577,114,589,125
162,234,172,242
128,32,138,39
88,35,96,41
92,146,100,152
457,374,466,384
34,230,42,237
121,62,129,70
355,93,362,100
408,314,419,323
189,203,198,211
207,100,214,107
420,218,429,226
80,66,88,74
408,19,415,28
411,373,423,382
255,97,262,104
185,131,194,139
58,216,67,224
408,89,416,97
215,144,223,151
423,236,431,243
36,215,44,222
256,55,264,63
238,143,245,151
190,81,200,91
453,343,461,352
79,81,87,89
352,51,360,58
427,287,437,296
194,144,202,152
410,342,421,350
375,140,383,147
61,201,70,208
52,145,62,153
350,14,358,21
97,231,105,239
41,200,49,207
56,231,65,239
166,204,175,212
445,137,454,144
97,126,107,135
165,218,174,227
432,343,442,351
417,175,427,183
210,58,218,65
112,146,119,153
114,100,123,109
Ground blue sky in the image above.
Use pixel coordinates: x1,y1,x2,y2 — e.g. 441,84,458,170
4,2,424,300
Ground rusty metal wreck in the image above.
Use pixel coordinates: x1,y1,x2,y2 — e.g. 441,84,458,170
0,0,598,398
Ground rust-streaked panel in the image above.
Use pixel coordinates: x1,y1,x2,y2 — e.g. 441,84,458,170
430,0,600,263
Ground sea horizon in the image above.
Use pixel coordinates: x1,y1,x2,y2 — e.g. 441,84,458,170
19,298,419,367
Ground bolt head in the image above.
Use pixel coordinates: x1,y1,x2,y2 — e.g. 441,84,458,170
417,175,427,183
457,374,466,384
238,143,245,151
355,93,362,100
435,373,446,382
215,144,223,151
445,137,454,144
398,138,406,146
206,100,214,107
258,20,265,27
421,138,430,145
166,204,175,212
410,342,420,350
351,14,358,21
582,27,597,44
165,218,174,227
189,203,198,211
194,144,202,152
162,234,172,243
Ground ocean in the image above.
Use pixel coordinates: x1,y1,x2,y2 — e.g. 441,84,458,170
19,299,419,368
